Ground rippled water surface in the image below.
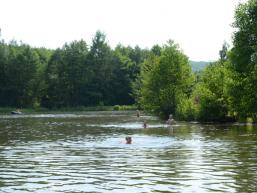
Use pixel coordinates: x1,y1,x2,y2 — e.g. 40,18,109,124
0,111,257,193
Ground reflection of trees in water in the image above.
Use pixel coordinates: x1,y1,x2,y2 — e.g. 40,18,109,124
225,125,257,193
141,144,192,190
200,124,257,192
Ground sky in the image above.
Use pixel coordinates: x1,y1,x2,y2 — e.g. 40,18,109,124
0,0,247,61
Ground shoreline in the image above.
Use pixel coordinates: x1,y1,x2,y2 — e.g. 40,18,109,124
0,105,138,115
1,107,256,124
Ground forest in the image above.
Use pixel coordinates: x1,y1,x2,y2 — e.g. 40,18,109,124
0,0,256,122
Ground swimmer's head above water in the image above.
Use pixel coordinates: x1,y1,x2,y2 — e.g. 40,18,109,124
125,136,132,144
143,121,147,128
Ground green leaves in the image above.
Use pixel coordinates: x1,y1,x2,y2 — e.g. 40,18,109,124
138,41,194,118
191,61,230,121
228,0,257,118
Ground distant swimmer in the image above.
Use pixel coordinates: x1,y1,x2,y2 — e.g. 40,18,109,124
143,121,147,128
136,110,140,117
125,136,132,144
166,114,175,125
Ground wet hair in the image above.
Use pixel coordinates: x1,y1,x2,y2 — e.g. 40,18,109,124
125,136,132,143
126,136,131,141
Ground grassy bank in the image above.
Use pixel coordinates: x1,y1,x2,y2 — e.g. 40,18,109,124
0,105,138,115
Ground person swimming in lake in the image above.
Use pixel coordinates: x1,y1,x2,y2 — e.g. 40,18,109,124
125,136,132,144
136,110,140,117
166,114,175,125
166,114,175,134
143,121,147,128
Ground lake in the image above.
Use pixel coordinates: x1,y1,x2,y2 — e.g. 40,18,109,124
0,111,257,193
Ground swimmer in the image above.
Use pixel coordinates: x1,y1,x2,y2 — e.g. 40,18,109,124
166,114,174,125
143,121,147,128
125,136,132,144
136,110,140,117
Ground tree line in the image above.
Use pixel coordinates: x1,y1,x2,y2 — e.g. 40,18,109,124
0,0,256,122
0,31,149,108
136,0,257,122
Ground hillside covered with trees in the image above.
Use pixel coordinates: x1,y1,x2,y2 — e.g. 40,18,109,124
189,61,209,72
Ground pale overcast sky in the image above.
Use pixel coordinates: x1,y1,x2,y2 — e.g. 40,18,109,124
0,0,247,61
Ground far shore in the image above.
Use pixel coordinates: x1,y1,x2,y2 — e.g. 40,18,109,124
0,105,137,115
1,106,256,124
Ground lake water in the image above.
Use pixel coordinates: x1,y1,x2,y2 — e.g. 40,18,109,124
0,111,257,193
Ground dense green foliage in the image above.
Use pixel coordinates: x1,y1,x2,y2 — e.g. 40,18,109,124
227,0,257,119
0,41,51,107
191,61,229,121
137,41,194,118
136,0,257,122
0,31,147,108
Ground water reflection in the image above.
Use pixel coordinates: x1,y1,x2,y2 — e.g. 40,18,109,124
0,111,257,192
